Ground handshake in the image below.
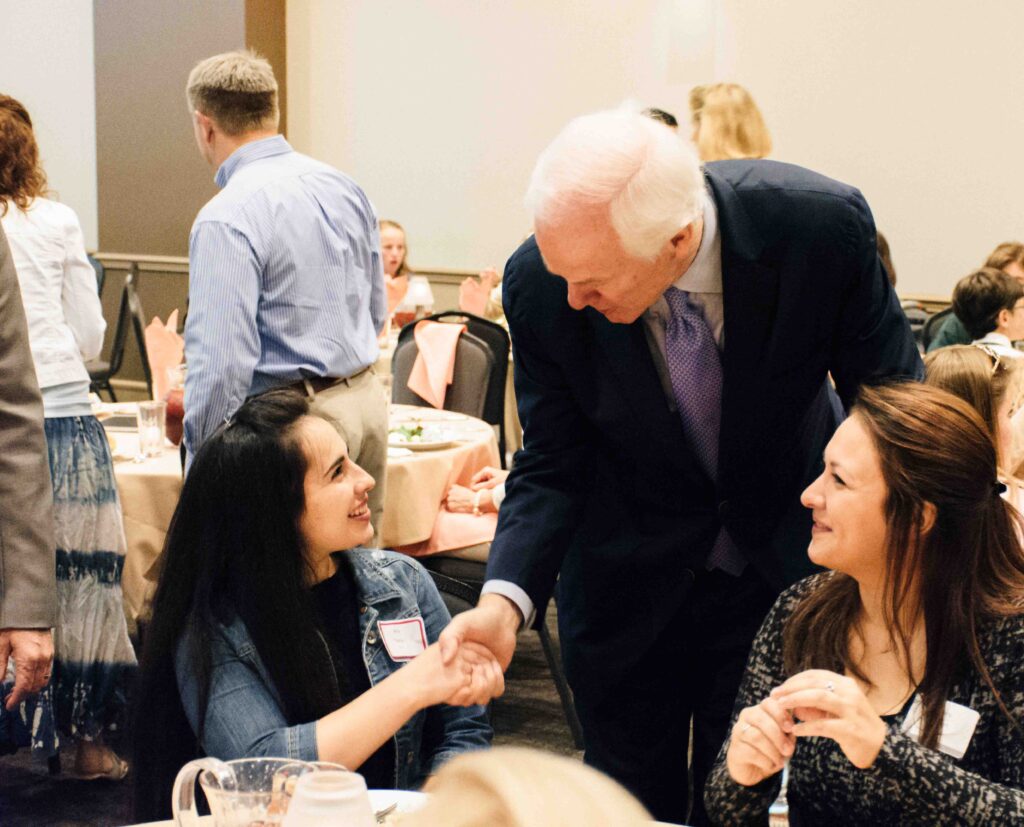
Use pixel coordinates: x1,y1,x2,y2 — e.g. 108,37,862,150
404,594,522,708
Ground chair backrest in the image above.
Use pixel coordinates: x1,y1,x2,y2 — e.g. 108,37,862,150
922,306,954,351
391,328,495,419
88,253,105,297
399,311,510,431
124,264,153,398
105,269,134,377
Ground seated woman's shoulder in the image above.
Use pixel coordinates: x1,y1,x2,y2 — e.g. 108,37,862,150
777,570,838,607
348,547,427,579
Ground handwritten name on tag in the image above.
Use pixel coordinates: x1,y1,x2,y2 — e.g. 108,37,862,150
378,617,428,662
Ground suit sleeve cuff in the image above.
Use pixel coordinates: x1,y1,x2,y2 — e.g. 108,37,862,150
481,580,536,629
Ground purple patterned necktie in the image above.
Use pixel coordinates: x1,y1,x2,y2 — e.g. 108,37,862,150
664,287,746,575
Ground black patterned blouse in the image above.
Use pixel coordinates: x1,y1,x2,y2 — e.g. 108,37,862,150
704,573,1024,825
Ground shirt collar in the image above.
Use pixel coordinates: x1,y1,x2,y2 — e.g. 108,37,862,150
976,331,1014,349
671,192,721,295
215,134,292,188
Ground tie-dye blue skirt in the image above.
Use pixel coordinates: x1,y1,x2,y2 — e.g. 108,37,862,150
0,416,137,757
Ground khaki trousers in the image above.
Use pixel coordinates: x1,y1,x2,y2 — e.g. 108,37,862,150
305,368,388,546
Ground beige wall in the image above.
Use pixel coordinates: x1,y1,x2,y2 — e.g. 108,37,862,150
0,0,98,247
288,0,1024,297
94,0,246,256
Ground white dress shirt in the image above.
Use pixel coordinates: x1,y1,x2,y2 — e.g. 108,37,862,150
973,331,1023,361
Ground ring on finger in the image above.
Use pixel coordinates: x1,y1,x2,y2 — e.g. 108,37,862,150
824,680,836,693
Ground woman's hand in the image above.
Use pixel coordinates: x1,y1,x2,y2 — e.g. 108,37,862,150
771,669,887,769
443,484,492,513
725,696,795,786
470,466,507,491
400,641,503,708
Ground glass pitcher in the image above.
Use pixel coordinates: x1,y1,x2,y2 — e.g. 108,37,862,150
171,757,352,826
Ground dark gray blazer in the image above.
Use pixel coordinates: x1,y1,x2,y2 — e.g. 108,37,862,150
0,222,56,629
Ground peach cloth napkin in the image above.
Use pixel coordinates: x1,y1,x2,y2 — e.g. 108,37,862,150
407,320,466,408
458,268,499,316
144,309,184,401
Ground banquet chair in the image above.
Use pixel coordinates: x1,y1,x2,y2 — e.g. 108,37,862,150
391,327,495,419
423,560,585,750
412,311,512,467
922,306,954,351
900,300,929,351
88,263,152,400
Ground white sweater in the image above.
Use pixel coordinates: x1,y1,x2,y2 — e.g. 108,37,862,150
2,198,105,391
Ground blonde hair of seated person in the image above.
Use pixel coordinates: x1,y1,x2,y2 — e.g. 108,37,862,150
403,747,651,827
924,344,1024,479
689,82,772,162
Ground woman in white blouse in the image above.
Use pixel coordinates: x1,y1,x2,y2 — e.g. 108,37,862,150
0,95,134,780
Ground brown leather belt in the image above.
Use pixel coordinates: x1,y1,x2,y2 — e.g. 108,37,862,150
289,365,371,397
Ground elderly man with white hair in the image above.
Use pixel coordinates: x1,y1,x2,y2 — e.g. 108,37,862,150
440,110,922,824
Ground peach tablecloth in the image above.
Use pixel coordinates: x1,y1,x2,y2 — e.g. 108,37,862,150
111,405,498,621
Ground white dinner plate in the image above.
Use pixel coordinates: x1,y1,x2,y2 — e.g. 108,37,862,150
387,436,457,451
368,789,428,819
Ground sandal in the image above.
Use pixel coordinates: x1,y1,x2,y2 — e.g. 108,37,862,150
74,750,130,781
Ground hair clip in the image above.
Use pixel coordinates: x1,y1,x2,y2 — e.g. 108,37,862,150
973,343,1003,376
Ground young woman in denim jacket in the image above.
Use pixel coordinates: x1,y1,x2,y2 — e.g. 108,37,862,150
131,389,499,821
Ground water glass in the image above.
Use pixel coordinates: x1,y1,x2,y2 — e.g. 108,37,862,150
281,769,375,827
137,401,166,458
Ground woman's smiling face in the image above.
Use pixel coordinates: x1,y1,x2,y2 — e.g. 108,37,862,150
800,414,889,582
296,416,375,576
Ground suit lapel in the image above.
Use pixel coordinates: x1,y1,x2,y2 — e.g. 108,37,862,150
707,168,780,484
589,311,692,467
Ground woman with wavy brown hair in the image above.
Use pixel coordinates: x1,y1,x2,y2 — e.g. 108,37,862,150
0,95,135,780
705,383,1024,824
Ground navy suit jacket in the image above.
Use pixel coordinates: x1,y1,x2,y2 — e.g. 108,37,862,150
488,159,922,692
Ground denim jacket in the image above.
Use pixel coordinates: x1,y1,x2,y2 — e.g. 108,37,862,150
175,548,491,789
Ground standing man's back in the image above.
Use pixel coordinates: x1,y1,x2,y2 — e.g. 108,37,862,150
183,51,388,535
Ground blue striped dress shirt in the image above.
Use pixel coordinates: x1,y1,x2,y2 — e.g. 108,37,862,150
183,136,386,459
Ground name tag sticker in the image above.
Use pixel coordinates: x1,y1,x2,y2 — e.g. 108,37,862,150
378,617,428,662
900,695,980,759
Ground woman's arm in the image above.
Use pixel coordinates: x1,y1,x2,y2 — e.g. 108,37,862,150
59,209,105,362
178,621,490,768
703,582,813,823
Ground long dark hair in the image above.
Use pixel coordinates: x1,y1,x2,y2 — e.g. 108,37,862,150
131,389,342,820
784,383,1024,748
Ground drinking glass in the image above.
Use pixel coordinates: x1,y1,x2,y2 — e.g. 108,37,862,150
282,768,375,827
136,400,166,459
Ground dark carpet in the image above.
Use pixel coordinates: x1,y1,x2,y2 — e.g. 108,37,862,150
0,612,578,826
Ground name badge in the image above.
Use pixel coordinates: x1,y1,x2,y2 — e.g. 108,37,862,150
900,695,980,759
377,617,428,662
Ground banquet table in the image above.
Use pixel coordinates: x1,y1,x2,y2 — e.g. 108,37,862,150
110,404,499,622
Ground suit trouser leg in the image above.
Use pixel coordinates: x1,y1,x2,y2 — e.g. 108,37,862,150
307,368,389,546
572,564,776,826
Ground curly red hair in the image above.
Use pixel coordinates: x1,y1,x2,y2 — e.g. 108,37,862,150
0,95,48,217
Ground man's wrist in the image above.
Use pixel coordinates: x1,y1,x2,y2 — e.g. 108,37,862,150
479,592,524,632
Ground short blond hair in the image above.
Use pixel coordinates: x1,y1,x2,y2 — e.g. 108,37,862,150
404,747,652,827
186,50,279,136
690,82,772,162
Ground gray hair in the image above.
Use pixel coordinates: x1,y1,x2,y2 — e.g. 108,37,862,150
186,50,279,136
525,110,705,259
